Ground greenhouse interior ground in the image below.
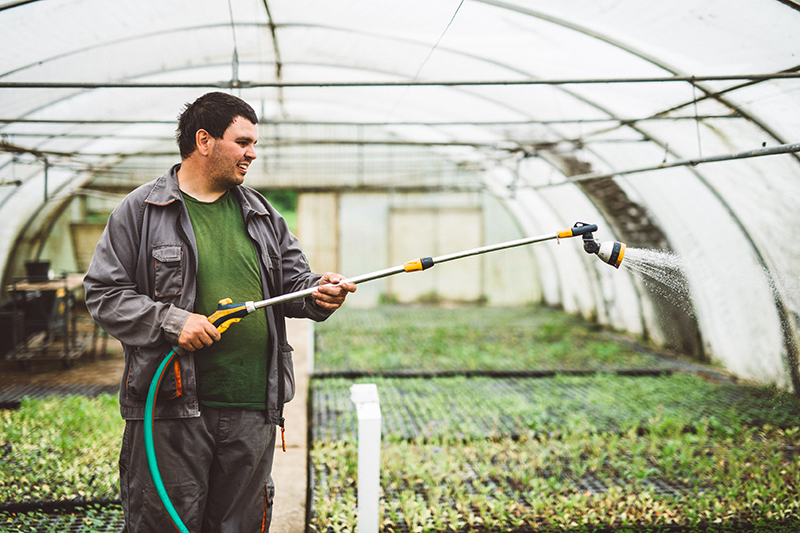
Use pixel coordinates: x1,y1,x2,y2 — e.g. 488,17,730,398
2,0,800,531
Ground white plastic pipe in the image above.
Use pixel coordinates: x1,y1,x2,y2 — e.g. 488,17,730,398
307,320,315,375
350,383,382,533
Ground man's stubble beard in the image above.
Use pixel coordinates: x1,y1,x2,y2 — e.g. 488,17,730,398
207,150,245,191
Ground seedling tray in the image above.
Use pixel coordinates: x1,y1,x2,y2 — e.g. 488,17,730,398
308,373,800,532
310,374,800,443
0,504,123,533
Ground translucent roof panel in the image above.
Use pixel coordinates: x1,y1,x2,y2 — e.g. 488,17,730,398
1,0,800,389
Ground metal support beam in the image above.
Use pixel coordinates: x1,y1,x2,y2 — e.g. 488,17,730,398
0,114,741,126
531,142,800,188
1,72,799,89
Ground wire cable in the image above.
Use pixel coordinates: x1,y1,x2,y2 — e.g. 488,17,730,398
386,0,465,120
412,0,465,80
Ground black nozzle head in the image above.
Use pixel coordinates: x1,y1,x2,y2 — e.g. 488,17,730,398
583,237,600,255
576,222,601,255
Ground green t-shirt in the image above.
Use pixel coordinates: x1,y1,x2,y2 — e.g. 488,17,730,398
183,190,269,410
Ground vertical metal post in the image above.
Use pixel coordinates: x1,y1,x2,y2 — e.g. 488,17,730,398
43,157,48,202
349,383,381,533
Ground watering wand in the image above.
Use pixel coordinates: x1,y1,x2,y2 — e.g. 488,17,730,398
198,222,624,328
157,222,619,339
144,221,626,532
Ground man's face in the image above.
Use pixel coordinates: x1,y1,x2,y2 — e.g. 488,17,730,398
206,116,258,189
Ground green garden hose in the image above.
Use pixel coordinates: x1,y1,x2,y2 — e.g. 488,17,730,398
144,348,190,533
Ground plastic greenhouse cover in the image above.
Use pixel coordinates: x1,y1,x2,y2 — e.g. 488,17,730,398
1,0,800,388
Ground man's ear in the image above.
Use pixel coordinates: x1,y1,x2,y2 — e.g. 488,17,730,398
195,129,213,156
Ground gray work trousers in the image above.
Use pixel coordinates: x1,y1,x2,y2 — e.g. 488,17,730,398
120,407,277,533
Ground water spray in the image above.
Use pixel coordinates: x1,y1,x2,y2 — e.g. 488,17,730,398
144,221,627,532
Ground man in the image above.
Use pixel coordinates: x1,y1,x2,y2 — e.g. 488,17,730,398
84,91,355,532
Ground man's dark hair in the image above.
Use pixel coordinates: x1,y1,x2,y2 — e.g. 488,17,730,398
176,92,259,159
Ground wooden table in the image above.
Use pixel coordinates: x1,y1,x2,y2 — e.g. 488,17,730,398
5,273,103,369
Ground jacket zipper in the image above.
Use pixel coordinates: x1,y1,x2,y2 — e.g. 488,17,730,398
175,206,200,416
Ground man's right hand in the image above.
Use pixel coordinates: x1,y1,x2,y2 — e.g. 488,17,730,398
177,313,222,352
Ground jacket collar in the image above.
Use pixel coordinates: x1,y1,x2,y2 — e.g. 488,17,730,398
145,163,269,217
230,183,270,217
144,164,183,207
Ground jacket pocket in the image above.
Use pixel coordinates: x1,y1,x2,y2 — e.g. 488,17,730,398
152,245,183,298
126,346,181,402
281,342,296,403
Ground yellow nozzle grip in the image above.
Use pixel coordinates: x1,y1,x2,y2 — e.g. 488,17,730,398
206,298,250,332
404,257,435,272
557,229,574,238
216,317,242,334
404,259,424,272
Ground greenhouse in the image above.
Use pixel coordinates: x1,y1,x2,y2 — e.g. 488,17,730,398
1,0,800,532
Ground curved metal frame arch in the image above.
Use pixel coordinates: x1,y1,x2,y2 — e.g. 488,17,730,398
473,0,800,390
474,0,799,164
1,0,798,389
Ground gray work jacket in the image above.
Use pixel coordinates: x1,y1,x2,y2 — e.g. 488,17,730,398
84,164,333,423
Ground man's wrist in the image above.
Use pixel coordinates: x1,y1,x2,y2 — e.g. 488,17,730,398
164,305,192,345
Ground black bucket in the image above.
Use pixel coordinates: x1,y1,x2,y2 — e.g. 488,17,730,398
24,261,50,282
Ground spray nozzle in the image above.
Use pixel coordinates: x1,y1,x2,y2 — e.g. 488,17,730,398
596,240,627,268
573,222,627,269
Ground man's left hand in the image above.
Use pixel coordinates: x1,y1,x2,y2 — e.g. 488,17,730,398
313,272,357,310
